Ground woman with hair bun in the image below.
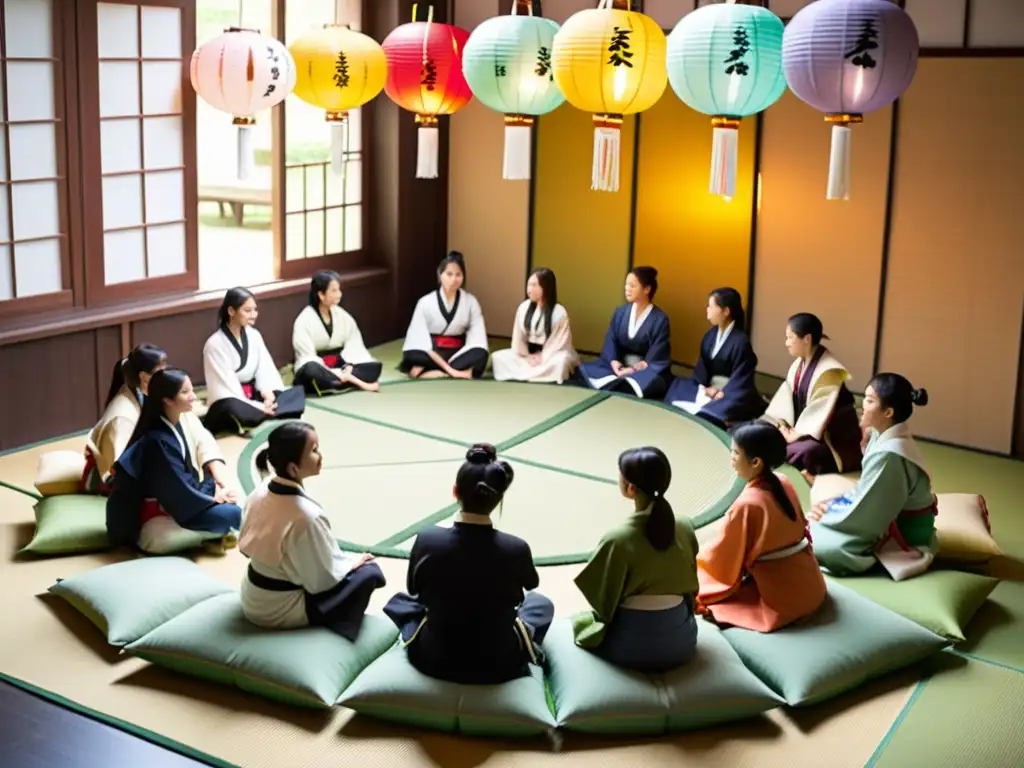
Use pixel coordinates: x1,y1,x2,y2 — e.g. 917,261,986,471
239,422,386,638
575,266,672,399
664,287,765,428
809,373,937,580
698,423,826,632
760,313,862,478
572,447,700,672
398,252,490,380
383,444,553,684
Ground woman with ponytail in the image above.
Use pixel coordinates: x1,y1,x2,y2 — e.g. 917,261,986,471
809,373,937,580
572,447,700,672
239,422,386,638
698,423,826,632
383,444,553,684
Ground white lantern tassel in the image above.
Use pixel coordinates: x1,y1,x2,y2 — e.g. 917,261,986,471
826,123,854,201
592,115,623,193
416,116,439,179
710,119,740,198
235,118,255,181
503,115,534,181
329,120,348,177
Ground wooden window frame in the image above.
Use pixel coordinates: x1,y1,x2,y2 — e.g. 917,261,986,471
0,0,80,319
77,0,199,305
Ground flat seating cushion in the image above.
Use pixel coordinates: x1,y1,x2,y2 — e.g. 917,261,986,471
544,618,781,735
34,449,87,496
21,495,110,556
126,593,397,709
338,645,556,737
830,569,999,642
48,557,233,646
810,475,1002,563
722,580,951,706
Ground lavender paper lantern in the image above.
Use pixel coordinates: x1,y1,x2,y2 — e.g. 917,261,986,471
783,0,918,199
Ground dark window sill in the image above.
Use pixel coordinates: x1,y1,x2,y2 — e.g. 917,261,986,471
0,266,391,347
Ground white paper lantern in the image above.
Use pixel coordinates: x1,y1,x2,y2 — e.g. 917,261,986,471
190,28,297,180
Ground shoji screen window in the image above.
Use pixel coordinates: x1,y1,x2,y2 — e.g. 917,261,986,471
0,0,72,315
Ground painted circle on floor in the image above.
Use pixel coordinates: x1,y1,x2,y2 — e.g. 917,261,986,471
236,378,743,565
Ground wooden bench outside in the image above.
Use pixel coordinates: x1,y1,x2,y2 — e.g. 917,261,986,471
198,185,273,227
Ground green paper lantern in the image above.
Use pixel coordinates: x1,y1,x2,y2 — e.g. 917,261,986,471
462,9,565,180
667,2,785,198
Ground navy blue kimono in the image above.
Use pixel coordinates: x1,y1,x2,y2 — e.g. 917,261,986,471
576,304,672,399
664,325,766,427
106,420,241,549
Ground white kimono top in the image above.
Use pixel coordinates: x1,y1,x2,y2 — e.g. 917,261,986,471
492,300,578,384
402,288,488,364
203,326,285,406
239,477,356,629
292,304,375,372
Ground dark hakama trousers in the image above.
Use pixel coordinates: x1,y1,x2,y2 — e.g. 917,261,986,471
399,347,490,379
592,601,698,673
203,385,306,435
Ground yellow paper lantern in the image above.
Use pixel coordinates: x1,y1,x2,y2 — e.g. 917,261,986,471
289,24,387,175
552,0,667,192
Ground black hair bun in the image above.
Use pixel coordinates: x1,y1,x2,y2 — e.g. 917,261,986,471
911,388,929,407
495,459,514,488
466,443,497,464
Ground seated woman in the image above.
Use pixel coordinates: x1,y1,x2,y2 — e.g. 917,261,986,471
203,287,306,435
292,270,382,395
239,422,387,639
698,423,827,632
492,267,578,384
84,344,229,496
107,369,242,555
574,266,671,399
383,444,553,685
664,287,765,428
398,252,489,380
808,373,936,580
760,313,862,479
572,447,699,672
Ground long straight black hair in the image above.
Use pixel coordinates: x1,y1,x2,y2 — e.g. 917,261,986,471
731,423,797,520
105,344,167,407
308,270,341,309
218,287,255,327
524,267,557,340
125,368,189,449
709,287,747,331
618,446,675,550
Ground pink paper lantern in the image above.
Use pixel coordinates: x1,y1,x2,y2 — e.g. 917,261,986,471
783,0,918,199
190,28,296,180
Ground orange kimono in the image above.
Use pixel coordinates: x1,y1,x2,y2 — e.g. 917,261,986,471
698,475,826,633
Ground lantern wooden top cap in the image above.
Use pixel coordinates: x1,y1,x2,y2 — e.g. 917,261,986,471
224,26,261,34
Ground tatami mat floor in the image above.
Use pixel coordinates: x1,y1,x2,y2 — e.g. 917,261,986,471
0,339,1022,768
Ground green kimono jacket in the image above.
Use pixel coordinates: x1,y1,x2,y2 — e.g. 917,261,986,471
811,422,937,575
572,511,700,648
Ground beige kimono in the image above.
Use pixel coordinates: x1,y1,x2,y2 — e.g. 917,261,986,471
492,300,578,384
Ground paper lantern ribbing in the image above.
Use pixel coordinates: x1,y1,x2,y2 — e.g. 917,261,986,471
783,0,919,200
289,24,387,176
190,28,296,180
667,2,785,198
552,1,667,192
382,9,473,179
462,7,565,181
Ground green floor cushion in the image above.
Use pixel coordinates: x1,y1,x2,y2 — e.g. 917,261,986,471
48,556,233,646
543,618,782,735
126,593,397,709
21,495,110,556
830,569,1000,642
721,580,951,706
34,449,87,496
337,644,556,737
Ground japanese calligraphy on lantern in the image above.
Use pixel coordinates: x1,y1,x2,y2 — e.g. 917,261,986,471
723,27,750,76
844,19,879,68
421,58,438,90
607,26,633,67
333,51,351,89
264,44,281,97
495,63,507,77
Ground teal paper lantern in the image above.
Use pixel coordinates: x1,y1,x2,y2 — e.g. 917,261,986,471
667,2,785,198
462,8,565,180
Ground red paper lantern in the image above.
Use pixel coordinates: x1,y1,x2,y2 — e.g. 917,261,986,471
383,6,472,178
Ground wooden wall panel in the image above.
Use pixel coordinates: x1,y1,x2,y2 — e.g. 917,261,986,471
968,0,1024,47
531,107,637,352
905,0,967,47
633,97,756,365
449,0,530,334
878,58,1024,454
92,326,122,416
751,91,892,387
542,0,595,23
645,0,688,29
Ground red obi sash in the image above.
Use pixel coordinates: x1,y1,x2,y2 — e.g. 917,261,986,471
432,334,465,350
320,353,341,368
80,450,112,495
877,500,938,553
140,498,170,526
241,382,255,400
